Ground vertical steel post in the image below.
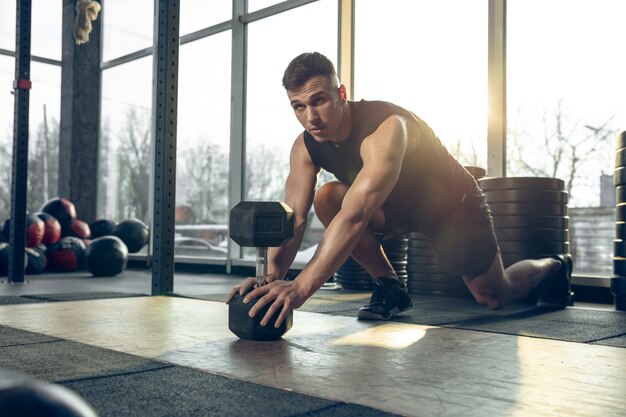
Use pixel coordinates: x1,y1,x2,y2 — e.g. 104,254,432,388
8,0,32,284
338,0,354,100
150,0,180,295
487,0,507,177
226,0,247,272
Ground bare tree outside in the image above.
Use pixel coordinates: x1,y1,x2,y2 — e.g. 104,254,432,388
508,99,617,206
245,142,290,201
0,115,59,222
116,109,151,222
177,143,229,224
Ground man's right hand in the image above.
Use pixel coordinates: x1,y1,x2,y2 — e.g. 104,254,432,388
225,274,279,304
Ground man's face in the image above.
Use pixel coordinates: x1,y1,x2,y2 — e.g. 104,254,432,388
287,75,346,143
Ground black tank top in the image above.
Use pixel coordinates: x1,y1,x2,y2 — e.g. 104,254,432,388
303,100,475,229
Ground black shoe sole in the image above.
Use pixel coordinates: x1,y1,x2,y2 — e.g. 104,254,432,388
357,304,414,320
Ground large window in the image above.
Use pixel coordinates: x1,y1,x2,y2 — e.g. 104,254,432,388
174,32,232,261
507,0,626,276
246,1,337,201
0,2,16,51
31,0,62,61
99,57,153,225
245,1,338,263
181,0,231,36
102,0,154,62
354,0,488,168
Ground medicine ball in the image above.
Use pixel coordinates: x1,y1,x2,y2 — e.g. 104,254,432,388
0,243,28,276
35,212,62,246
48,237,86,271
85,236,128,277
25,247,46,275
1,215,45,248
114,218,149,253
89,219,117,239
40,197,76,229
0,369,98,417
63,219,91,240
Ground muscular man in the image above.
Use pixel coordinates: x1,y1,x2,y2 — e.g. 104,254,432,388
226,52,572,327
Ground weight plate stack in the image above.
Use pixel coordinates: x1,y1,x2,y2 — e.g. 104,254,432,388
406,232,472,298
382,236,409,286
464,165,486,180
333,236,409,291
613,130,626,311
478,177,570,269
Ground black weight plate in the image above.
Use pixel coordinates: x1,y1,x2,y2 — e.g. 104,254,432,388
617,222,626,240
498,241,569,254
611,276,626,295
408,248,435,258
491,215,569,229
408,264,447,274
408,238,432,247
615,296,626,311
407,255,438,265
615,167,626,187
478,177,564,191
618,204,626,221
617,186,626,204
493,228,569,242
488,202,567,216
386,253,409,262
614,240,626,257
485,190,568,204
613,258,626,276
464,166,486,180
618,131,626,150
616,147,626,168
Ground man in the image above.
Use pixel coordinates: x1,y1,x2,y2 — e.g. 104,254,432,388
226,52,572,328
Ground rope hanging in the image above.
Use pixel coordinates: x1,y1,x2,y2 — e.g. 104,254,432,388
74,0,101,45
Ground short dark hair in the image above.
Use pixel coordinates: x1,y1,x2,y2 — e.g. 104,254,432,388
282,52,339,90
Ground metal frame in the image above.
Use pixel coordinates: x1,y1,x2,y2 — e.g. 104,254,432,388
149,0,180,295
226,0,247,272
338,0,354,100
487,0,507,177
0,47,60,66
8,0,32,284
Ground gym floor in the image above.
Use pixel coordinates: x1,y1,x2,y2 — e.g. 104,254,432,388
1,269,625,417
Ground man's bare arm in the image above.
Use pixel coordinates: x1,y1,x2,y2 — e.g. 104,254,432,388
225,133,318,302
294,115,409,298
267,134,319,280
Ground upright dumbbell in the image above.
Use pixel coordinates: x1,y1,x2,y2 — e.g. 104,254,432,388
228,201,295,341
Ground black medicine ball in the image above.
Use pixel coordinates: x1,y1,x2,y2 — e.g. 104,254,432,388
85,236,128,277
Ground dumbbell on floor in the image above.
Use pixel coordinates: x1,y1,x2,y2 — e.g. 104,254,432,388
228,201,295,341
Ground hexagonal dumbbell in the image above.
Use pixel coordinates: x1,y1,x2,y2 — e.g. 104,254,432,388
228,201,295,340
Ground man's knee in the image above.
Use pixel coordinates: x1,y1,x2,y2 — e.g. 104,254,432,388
313,181,347,224
463,256,506,310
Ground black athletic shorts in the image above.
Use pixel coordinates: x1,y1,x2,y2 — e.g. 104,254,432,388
420,185,499,277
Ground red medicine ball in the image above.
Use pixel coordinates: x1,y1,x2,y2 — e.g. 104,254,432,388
63,219,91,240
35,212,62,246
48,237,86,271
1,215,45,248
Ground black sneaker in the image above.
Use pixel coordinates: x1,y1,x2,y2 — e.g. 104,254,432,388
536,254,575,308
357,277,413,320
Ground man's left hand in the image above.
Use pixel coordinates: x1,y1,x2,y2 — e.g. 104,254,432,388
244,279,307,328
